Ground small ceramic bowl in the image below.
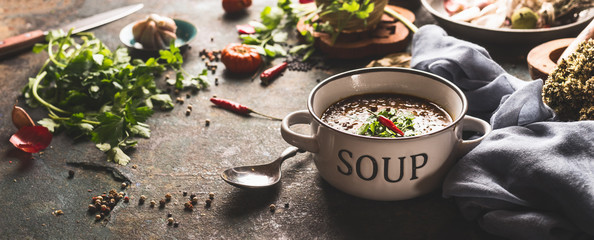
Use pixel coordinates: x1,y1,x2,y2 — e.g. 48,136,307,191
281,67,491,201
119,19,197,52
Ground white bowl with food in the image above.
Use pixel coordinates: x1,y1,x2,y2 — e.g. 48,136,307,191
421,0,594,45
280,67,491,201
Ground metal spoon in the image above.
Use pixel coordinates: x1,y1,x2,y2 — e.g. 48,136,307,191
220,146,303,188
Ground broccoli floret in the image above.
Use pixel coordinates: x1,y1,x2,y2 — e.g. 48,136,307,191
542,39,594,121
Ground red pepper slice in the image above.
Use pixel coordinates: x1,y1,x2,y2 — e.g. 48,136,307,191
260,62,287,85
299,0,314,3
378,115,405,136
10,126,53,153
236,24,256,34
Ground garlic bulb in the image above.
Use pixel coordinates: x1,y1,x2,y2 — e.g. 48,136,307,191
132,14,177,49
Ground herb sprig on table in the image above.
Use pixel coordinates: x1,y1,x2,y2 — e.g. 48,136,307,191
23,29,208,165
358,109,416,137
240,0,316,60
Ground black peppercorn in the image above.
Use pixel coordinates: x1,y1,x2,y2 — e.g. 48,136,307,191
174,222,179,227
68,170,75,178
182,191,187,196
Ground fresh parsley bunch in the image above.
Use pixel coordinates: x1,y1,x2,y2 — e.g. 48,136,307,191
23,29,208,165
358,109,416,137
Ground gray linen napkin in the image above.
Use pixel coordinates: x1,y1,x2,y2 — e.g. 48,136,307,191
411,25,594,240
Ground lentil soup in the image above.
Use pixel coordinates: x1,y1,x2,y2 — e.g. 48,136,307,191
321,93,452,137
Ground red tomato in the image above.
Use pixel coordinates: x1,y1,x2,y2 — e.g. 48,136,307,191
222,0,252,13
220,43,262,74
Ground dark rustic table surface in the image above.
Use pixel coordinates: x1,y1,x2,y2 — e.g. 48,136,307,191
0,0,540,239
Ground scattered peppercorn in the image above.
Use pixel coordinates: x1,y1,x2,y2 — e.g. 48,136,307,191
269,204,276,212
284,203,289,209
215,78,219,86
132,164,138,169
205,199,212,208
184,201,194,211
174,222,179,227
95,214,101,220
123,196,129,203
182,191,187,196
121,182,127,189
167,213,172,218
190,194,196,200
165,193,172,201
191,196,198,205
185,109,191,116
139,195,147,204
54,210,63,216
159,199,166,208
68,170,75,179
205,119,210,127
150,200,157,207
168,217,174,225
88,204,96,212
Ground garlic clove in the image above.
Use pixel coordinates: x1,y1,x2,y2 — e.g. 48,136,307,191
150,14,177,32
154,32,167,49
159,30,177,46
132,19,149,42
140,21,158,49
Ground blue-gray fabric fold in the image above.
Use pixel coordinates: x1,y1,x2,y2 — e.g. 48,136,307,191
411,25,594,240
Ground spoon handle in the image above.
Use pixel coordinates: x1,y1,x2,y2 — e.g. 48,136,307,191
279,146,301,162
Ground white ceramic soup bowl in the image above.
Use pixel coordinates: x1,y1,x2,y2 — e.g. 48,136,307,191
281,67,491,201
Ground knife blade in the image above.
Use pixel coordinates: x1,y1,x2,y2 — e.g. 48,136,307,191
0,3,143,59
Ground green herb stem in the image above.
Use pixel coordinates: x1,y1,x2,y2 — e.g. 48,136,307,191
47,38,67,68
49,115,100,125
31,71,70,114
384,7,418,33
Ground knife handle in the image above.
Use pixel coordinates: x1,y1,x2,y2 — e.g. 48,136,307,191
0,30,45,59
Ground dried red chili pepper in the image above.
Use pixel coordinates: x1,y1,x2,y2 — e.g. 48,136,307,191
378,115,405,136
210,97,281,121
236,24,255,34
10,125,53,153
260,62,287,85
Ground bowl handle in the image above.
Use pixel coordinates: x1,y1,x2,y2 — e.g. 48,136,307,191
281,110,319,153
458,115,492,156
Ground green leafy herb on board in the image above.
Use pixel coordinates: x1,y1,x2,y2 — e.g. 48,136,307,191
240,0,316,60
358,109,416,137
23,29,208,165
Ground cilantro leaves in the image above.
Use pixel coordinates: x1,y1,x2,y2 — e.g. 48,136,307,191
358,110,416,138
23,29,208,165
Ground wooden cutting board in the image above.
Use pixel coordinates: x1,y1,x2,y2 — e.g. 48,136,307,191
296,5,415,59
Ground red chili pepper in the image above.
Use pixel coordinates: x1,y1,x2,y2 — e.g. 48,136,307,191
236,24,255,34
378,115,405,136
299,0,314,3
210,97,281,120
260,62,287,85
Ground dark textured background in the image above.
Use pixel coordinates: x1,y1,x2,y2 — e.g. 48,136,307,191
0,0,536,238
